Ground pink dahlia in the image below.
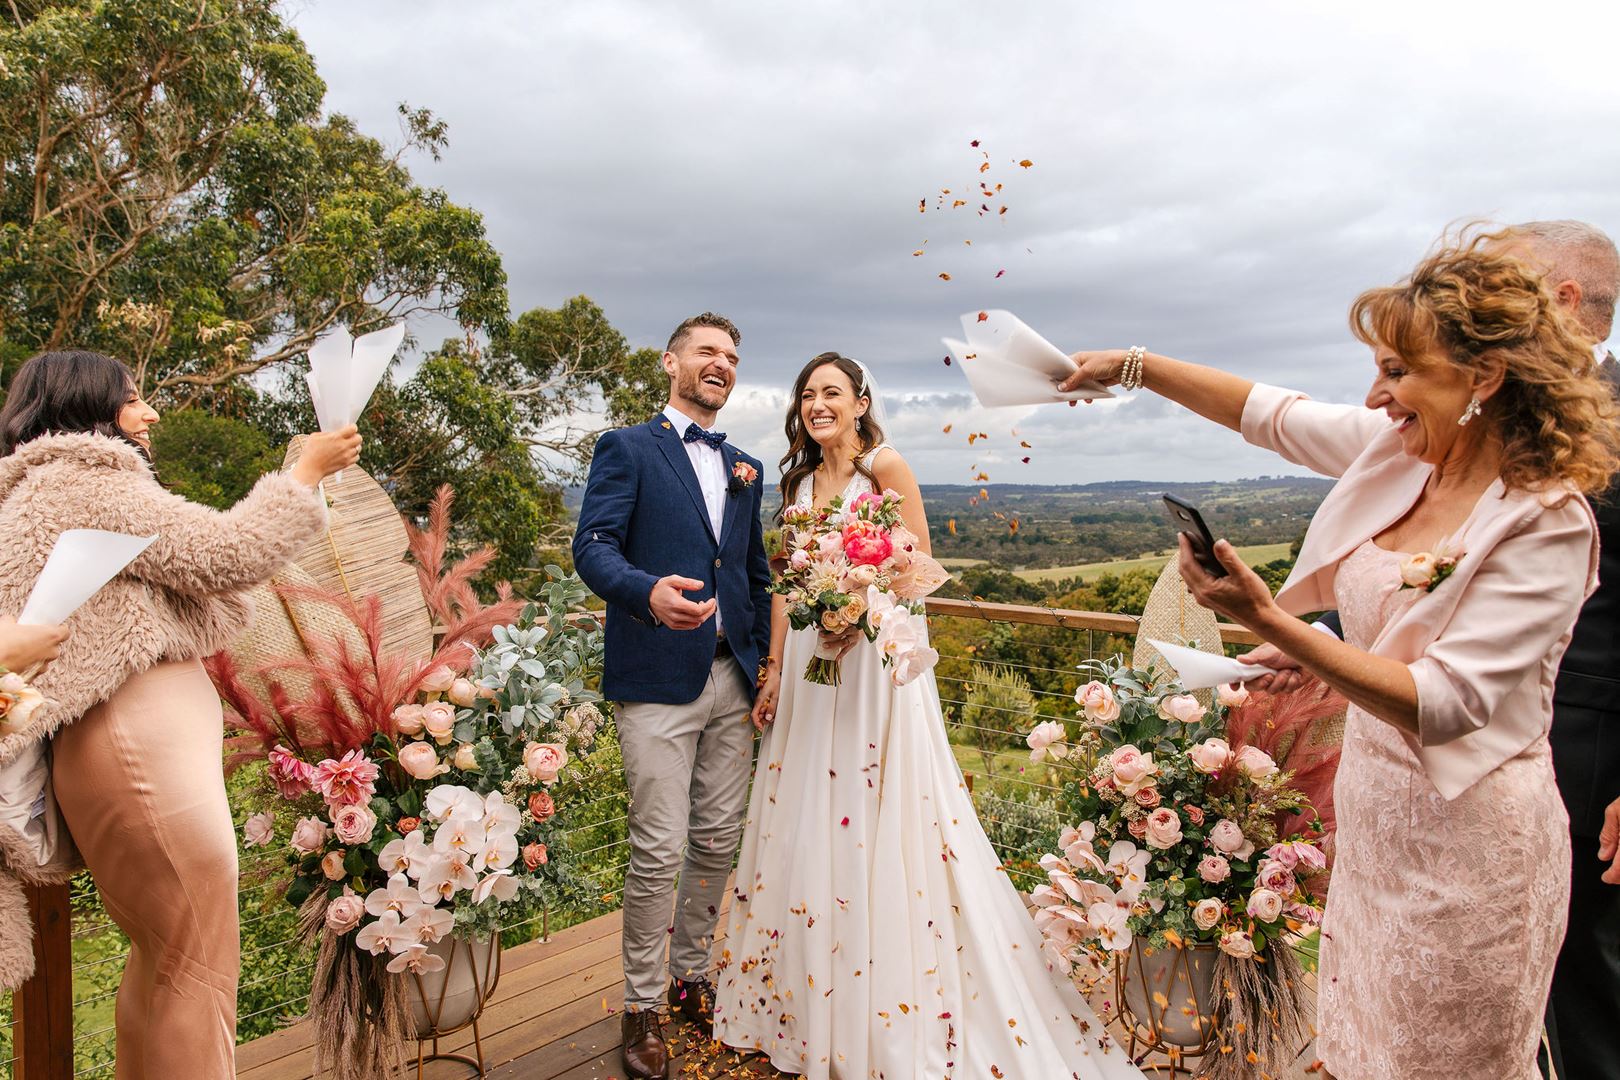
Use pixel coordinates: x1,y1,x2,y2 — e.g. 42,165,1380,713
267,745,316,800
313,749,380,808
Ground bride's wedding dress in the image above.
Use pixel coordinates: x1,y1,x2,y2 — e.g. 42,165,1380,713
713,448,1141,1080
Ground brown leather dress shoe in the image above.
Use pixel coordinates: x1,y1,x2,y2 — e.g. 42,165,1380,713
621,1009,669,1079
668,975,717,1027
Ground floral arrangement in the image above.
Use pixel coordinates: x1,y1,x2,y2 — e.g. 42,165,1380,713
244,608,606,956
771,489,949,685
209,489,609,1080
1026,656,1342,1076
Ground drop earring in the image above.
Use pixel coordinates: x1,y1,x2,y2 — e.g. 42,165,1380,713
1458,398,1482,426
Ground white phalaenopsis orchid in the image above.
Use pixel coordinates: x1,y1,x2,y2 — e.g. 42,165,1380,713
416,852,478,903
355,910,408,956
432,813,485,858
471,869,521,904
1104,840,1150,884
380,830,431,877
401,906,454,945
385,943,447,975
472,829,519,874
364,873,425,919
479,791,522,836
425,784,484,823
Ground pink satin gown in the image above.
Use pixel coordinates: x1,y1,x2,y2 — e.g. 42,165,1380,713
52,659,240,1080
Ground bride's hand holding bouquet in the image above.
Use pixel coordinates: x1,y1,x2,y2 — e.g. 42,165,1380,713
770,488,949,686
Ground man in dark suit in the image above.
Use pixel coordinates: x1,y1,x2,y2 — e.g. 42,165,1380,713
1507,221,1620,1080
573,312,772,1079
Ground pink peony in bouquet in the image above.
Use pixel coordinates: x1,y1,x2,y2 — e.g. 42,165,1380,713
771,489,949,686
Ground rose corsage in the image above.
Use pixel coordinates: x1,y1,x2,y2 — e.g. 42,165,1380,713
729,460,758,492
0,669,46,737
1398,549,1462,593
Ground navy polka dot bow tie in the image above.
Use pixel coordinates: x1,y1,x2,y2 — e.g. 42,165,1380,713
683,423,727,451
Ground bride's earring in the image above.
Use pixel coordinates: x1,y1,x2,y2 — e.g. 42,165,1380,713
1458,397,1482,426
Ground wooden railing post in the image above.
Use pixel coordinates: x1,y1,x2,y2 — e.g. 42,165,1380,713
13,882,73,1080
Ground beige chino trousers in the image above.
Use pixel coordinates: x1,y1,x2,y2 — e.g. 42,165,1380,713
616,655,755,1010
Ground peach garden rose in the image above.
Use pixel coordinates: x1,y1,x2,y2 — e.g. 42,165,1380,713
1074,680,1120,722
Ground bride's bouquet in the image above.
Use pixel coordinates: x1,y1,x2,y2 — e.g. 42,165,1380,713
771,489,949,686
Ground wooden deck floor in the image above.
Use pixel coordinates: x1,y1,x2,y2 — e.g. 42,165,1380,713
234,908,784,1080
235,908,1319,1080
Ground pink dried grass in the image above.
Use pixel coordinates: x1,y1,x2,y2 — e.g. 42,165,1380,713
1224,680,1345,846
209,484,523,770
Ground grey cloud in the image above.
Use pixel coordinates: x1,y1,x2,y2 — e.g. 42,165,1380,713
292,0,1620,482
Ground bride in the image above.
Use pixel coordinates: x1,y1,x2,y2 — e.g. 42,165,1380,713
712,352,1141,1079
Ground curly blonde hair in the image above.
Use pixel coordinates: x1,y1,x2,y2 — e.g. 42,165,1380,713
1349,228,1620,495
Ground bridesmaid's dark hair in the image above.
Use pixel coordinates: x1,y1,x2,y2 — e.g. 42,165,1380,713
777,352,886,521
0,350,147,458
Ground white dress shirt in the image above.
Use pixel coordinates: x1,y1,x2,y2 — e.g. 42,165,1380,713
664,403,727,635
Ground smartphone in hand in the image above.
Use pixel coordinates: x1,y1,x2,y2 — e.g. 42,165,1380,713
1162,494,1228,578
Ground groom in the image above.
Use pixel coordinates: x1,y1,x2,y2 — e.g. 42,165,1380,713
573,312,771,1079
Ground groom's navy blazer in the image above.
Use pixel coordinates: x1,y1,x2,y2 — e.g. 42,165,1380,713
572,415,771,704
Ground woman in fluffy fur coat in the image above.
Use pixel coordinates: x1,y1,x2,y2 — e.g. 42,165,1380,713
0,350,360,1079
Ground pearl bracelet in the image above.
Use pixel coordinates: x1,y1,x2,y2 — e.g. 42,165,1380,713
1120,345,1147,391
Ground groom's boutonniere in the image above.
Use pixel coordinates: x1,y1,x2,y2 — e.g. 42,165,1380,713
728,460,758,494
1398,549,1462,593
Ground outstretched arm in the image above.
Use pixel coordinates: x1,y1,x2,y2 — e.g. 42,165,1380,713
1061,350,1254,432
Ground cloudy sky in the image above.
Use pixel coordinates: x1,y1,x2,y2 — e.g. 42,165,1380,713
290,0,1620,485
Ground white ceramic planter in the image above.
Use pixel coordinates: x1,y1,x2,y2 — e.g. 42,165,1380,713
406,933,502,1037
1117,940,1219,1050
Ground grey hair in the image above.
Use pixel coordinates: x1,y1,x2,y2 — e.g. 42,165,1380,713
1510,219,1619,337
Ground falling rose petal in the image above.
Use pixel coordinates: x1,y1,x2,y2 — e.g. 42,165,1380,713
952,199,966,208
942,424,953,433
964,239,972,245
947,519,957,535
840,816,850,827
918,198,926,213
979,161,990,173
1022,456,1031,464
970,139,980,147
979,488,989,500
975,472,989,481
1000,206,1009,216
912,249,925,257
976,311,989,322
995,269,1006,278
1009,518,1020,534
1020,440,1031,448
938,272,952,281
942,356,952,366
1018,159,1034,168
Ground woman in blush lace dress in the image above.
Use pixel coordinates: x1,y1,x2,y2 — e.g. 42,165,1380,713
1058,231,1619,1079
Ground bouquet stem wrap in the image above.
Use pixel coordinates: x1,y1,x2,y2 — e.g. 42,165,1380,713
805,635,844,686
